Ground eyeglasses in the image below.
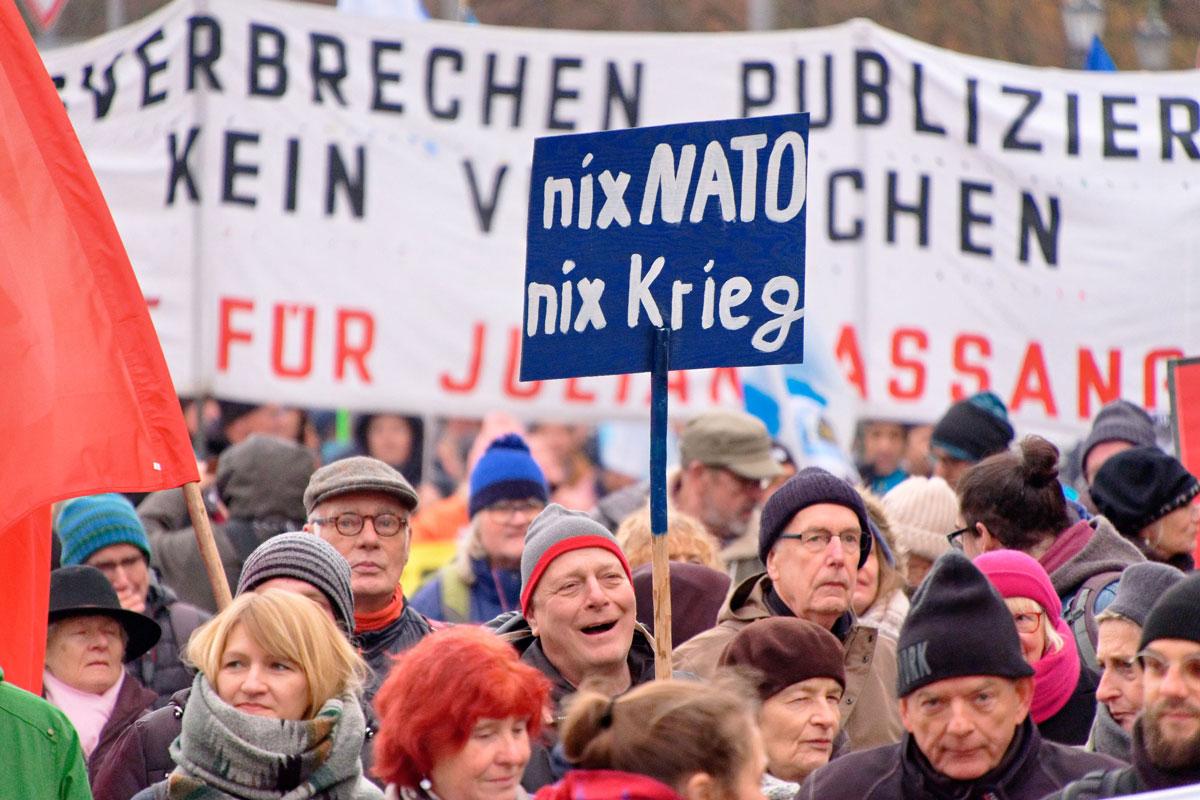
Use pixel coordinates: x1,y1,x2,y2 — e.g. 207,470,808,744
1011,612,1043,634
1138,650,1200,692
777,529,864,553
486,499,545,522
89,554,146,576
946,527,971,550
310,512,408,537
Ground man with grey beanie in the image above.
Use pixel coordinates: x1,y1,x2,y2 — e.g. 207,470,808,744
1086,562,1185,761
673,466,903,752
486,503,656,791
91,532,377,800
303,455,432,702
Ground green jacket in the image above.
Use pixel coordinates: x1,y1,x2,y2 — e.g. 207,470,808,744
0,669,93,800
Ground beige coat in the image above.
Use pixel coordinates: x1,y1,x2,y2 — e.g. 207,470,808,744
673,573,903,751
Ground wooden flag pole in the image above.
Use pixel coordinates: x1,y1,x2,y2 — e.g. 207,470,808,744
183,481,233,611
650,327,673,680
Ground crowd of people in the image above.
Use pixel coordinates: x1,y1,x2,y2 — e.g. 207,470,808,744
4,390,1200,800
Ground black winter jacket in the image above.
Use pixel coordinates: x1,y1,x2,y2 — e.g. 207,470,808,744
358,600,433,703
798,718,1120,800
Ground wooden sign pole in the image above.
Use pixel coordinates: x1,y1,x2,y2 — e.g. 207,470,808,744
650,326,673,680
183,481,233,611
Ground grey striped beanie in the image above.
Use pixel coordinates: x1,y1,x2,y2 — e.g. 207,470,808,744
520,504,631,615
236,532,355,634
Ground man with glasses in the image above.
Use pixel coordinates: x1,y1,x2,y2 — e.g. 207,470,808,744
304,455,430,700
674,467,903,750
411,434,548,623
1049,571,1200,798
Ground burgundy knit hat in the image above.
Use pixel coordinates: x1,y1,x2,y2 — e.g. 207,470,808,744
719,617,846,700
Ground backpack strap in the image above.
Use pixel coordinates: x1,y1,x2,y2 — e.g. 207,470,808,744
438,564,471,624
1064,570,1122,676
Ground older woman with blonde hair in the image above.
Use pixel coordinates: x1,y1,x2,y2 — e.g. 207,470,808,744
975,549,1099,746
615,507,721,571
133,589,378,800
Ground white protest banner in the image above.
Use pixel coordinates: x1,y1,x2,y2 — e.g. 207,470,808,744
41,0,1200,442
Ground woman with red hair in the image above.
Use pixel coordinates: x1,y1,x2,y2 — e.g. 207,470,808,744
373,626,551,800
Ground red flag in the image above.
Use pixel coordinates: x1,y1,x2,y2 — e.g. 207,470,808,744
0,3,199,692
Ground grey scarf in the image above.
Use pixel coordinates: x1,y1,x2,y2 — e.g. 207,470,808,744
166,674,381,800
1086,703,1132,763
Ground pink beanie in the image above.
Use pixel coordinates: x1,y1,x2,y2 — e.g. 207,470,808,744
973,549,1062,621
974,549,1080,725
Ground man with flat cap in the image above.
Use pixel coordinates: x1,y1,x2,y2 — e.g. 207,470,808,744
304,456,432,699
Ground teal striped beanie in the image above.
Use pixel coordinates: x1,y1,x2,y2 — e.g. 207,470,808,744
56,493,151,566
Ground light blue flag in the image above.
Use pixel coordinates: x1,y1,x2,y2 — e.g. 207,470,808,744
1086,34,1117,71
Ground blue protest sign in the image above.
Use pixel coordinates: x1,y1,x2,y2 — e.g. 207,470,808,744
520,113,809,382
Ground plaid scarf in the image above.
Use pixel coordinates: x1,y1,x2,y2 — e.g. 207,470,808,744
165,674,380,800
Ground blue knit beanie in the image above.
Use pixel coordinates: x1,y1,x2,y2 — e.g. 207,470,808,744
469,434,549,518
56,493,151,567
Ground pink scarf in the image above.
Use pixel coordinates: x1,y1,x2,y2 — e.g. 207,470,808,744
43,668,125,756
974,549,1081,723
1029,615,1081,722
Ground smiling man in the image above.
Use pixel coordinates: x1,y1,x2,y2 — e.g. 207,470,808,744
673,467,902,750
800,551,1118,800
489,503,654,790
304,456,431,701
1050,572,1200,798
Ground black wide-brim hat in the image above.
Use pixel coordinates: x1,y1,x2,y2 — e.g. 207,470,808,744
48,565,162,662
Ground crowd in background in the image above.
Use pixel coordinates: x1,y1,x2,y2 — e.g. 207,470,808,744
5,389,1200,800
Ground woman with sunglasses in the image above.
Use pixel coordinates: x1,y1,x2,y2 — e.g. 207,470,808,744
975,549,1099,745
